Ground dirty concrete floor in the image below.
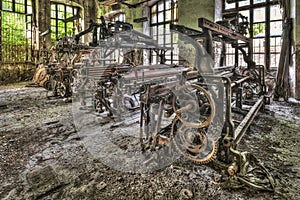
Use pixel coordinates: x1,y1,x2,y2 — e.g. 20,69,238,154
0,85,299,200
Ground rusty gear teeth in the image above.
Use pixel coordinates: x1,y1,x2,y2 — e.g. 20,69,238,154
171,119,218,165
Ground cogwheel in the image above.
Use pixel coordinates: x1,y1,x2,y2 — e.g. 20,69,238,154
172,84,215,129
171,119,218,165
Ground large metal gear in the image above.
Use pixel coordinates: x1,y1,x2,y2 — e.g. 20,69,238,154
172,84,216,129
171,119,218,164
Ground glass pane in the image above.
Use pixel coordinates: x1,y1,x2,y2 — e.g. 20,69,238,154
253,23,265,37
66,6,73,14
238,53,247,67
270,53,280,68
58,26,65,38
2,1,13,11
253,38,265,53
58,4,64,12
166,0,172,10
225,2,235,10
239,0,250,7
51,10,56,18
158,24,164,31
270,37,282,53
158,2,164,12
15,3,25,13
254,0,265,4
270,21,282,36
120,14,125,22
253,53,265,65
15,0,25,4
66,12,73,19
158,35,165,45
58,20,65,28
254,7,265,22
51,33,56,41
51,19,56,27
51,5,56,17
239,10,249,19
58,11,65,19
158,11,164,23
165,10,171,21
67,23,74,35
270,5,282,20
152,27,157,36
151,14,157,24
165,34,171,44
27,5,32,14
151,5,157,14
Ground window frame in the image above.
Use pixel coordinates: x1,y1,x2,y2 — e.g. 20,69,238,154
149,0,178,64
50,2,80,41
222,0,282,70
1,0,33,63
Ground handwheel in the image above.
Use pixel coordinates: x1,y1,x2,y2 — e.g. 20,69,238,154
172,84,215,129
171,119,218,164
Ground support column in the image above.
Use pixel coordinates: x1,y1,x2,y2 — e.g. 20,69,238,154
295,0,300,100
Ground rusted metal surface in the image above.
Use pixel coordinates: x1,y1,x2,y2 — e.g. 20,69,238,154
198,18,250,43
234,96,264,144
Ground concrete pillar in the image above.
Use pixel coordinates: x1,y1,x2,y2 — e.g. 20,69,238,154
38,0,51,47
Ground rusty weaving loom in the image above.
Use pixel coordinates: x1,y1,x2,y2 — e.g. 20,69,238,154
35,16,275,191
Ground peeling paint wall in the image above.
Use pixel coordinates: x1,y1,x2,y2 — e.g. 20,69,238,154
98,0,143,29
0,63,36,85
178,0,215,30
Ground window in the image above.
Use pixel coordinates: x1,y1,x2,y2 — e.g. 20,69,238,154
50,2,81,41
1,0,33,62
111,13,125,22
150,0,178,64
223,0,283,70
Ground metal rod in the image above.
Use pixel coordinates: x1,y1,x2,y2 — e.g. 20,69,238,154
234,96,264,144
231,76,250,87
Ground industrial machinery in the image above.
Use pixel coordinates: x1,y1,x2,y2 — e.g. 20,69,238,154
33,17,133,99
35,15,275,191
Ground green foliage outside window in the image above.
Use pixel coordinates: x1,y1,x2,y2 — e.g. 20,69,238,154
1,0,32,62
50,3,79,42
253,23,266,37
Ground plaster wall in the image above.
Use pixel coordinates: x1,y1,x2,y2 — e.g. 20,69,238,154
178,0,215,30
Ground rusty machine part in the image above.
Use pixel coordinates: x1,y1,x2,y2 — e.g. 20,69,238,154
171,119,218,165
172,84,216,129
33,65,51,90
33,18,133,99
